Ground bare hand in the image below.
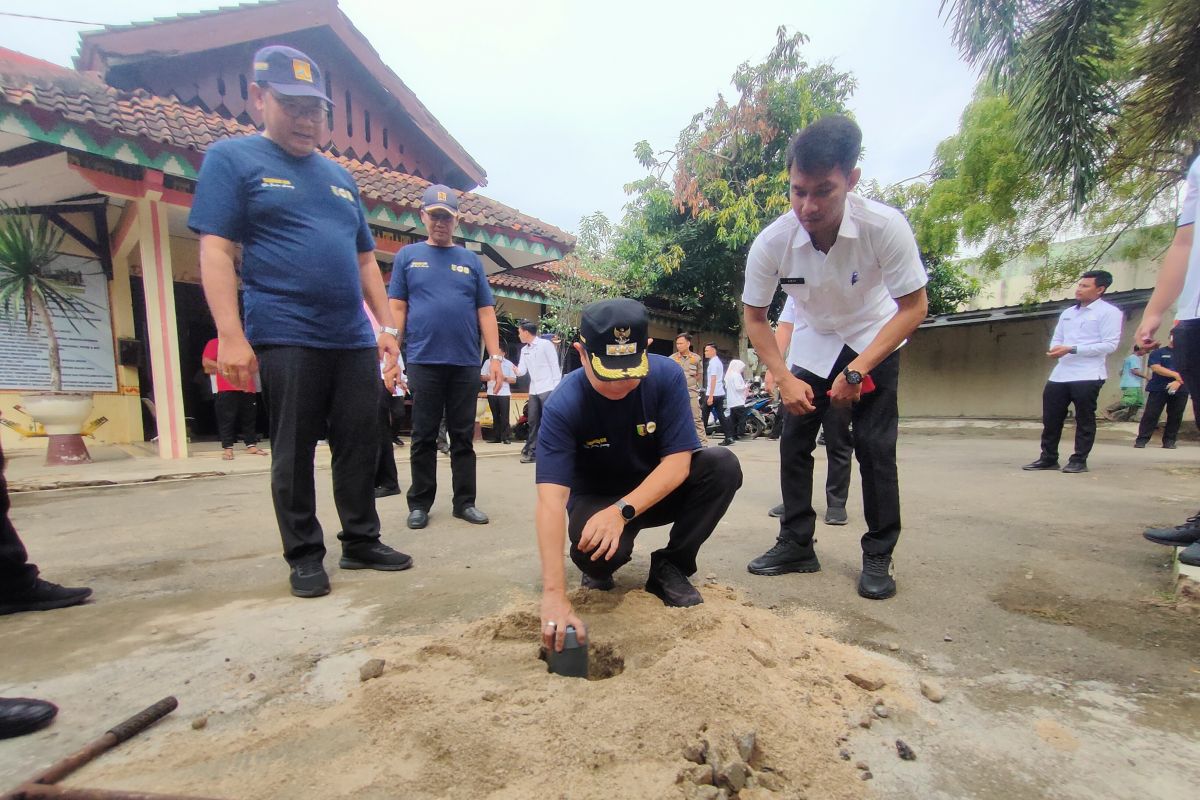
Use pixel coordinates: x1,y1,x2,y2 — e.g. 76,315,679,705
488,359,503,391
1169,379,1183,393
764,370,776,394
577,506,625,562
828,373,862,407
1047,345,1072,359
778,373,816,415
378,332,399,373
541,592,586,653
1135,312,1163,351
706,395,714,407
218,336,258,391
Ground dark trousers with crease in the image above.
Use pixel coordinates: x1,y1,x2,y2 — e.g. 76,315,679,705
568,447,742,580
1136,389,1190,446
487,395,511,443
375,383,401,492
0,440,38,596
258,346,382,566
821,404,853,509
406,363,479,513
780,347,901,556
522,391,552,458
1039,379,1104,463
703,395,733,441
215,390,259,449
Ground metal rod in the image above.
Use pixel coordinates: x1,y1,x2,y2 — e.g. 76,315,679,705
12,784,223,800
30,698,178,786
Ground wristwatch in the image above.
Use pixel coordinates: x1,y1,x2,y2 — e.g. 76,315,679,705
378,326,399,338
615,499,636,522
1069,346,1078,354
843,368,864,385
490,354,504,362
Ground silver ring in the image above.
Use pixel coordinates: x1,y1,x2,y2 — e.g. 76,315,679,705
545,621,557,629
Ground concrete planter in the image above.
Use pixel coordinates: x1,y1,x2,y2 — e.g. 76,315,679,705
20,392,94,465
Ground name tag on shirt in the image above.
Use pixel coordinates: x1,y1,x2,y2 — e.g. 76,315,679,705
780,278,806,285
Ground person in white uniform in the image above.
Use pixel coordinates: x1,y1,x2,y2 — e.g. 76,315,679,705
741,114,928,600
516,321,563,464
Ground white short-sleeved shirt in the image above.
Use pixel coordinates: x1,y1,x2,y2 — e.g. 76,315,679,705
1175,158,1199,321
706,356,726,397
742,195,928,377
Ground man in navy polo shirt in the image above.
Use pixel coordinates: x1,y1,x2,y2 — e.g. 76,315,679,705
389,185,504,530
534,298,742,653
190,45,412,599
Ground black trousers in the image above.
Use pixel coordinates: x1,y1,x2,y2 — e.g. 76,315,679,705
729,405,746,439
780,347,902,556
0,440,38,596
523,391,552,458
407,363,479,513
703,395,733,440
487,395,511,443
822,404,853,509
567,447,742,580
215,390,259,449
1040,379,1105,463
1136,389,1190,446
258,346,382,566
375,383,401,491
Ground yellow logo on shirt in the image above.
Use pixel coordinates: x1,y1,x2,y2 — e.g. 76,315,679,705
451,264,471,275
330,185,355,203
293,59,313,83
584,437,609,449
261,177,294,189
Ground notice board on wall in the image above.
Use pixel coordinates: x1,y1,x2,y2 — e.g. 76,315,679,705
0,255,117,392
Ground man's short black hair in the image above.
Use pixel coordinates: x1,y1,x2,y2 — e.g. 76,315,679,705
786,114,862,176
704,342,717,352
1081,270,1114,291
519,321,538,336
675,332,692,343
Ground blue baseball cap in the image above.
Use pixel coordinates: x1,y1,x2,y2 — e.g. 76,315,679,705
422,184,459,215
253,45,332,104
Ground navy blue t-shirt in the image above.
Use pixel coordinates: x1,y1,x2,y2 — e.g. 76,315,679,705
1147,346,1179,392
388,241,495,366
187,135,376,349
536,354,701,497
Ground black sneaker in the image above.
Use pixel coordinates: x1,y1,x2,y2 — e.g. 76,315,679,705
767,503,784,518
719,439,735,447
1143,514,1200,546
1061,460,1088,474
824,507,848,525
857,553,896,600
289,562,330,598
339,542,414,572
747,538,820,576
1022,458,1060,470
581,573,615,591
645,562,703,607
0,580,92,616
1180,541,1200,567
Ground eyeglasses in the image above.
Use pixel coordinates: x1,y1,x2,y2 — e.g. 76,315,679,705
427,211,455,222
270,91,329,121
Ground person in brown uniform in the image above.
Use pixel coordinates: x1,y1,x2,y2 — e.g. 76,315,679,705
670,333,708,445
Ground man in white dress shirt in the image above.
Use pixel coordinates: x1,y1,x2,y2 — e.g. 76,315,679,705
740,114,928,600
1023,270,1123,474
516,321,563,464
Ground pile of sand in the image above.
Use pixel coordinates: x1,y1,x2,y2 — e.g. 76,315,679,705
79,584,913,799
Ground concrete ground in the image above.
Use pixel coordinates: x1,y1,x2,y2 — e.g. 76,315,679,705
1,426,1198,798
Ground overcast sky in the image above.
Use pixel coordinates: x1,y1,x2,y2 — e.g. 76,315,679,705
4,1,980,235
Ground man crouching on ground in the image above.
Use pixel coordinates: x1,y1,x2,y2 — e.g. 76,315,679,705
535,299,742,650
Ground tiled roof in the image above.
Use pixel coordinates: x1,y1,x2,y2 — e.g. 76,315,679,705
0,48,574,249
487,261,618,298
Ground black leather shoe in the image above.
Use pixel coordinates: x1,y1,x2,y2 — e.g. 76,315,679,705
407,509,429,529
1022,458,1060,470
0,579,92,616
374,485,401,498
857,553,896,599
1164,442,1177,449
767,502,784,518
1061,460,1088,473
1143,514,1200,546
747,538,820,576
645,562,703,607
719,438,735,447
520,454,535,464
581,573,615,591
289,562,330,598
1180,541,1200,567
339,542,413,571
824,507,848,525
0,698,58,740
453,505,489,525
1133,441,1147,448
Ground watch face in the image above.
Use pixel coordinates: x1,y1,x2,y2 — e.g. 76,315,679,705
620,503,635,520
844,370,863,385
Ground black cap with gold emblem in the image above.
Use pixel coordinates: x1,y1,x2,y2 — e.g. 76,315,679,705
579,298,650,381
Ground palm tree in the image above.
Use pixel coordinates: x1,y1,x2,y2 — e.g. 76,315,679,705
0,205,94,392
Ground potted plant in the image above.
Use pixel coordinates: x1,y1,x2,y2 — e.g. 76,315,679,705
0,204,98,465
